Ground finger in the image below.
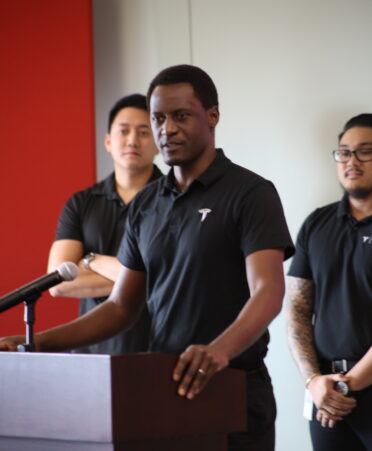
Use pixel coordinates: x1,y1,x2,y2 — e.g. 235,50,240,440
321,414,328,428
321,406,347,421
0,341,17,351
173,351,191,382
175,348,205,397
325,402,355,416
316,410,323,422
184,359,216,400
328,419,335,428
329,392,357,406
323,394,356,414
173,346,204,380
331,373,349,383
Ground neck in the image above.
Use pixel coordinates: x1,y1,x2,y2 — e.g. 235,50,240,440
173,146,217,191
348,194,372,220
115,165,154,204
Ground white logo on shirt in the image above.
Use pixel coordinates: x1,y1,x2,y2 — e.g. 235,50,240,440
198,208,212,222
362,236,372,244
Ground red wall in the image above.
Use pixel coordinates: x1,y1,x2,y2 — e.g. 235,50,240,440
0,0,95,334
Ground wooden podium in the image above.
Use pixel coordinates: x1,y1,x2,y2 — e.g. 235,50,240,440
0,352,246,450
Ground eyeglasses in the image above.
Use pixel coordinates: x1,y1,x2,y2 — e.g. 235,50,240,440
332,148,372,163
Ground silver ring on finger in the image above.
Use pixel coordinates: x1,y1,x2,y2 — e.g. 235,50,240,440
197,368,207,377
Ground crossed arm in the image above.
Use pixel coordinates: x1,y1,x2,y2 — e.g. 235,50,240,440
47,240,122,298
286,276,356,427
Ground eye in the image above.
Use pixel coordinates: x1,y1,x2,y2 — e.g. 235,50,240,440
358,148,372,156
118,128,129,136
139,130,150,137
337,149,350,158
176,111,189,121
151,114,164,125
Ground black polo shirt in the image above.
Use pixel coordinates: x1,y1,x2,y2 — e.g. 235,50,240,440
288,195,372,362
55,165,163,354
118,149,294,370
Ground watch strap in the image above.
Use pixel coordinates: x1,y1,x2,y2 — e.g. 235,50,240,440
83,252,95,270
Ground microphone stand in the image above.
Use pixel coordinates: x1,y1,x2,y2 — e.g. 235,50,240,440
17,292,41,352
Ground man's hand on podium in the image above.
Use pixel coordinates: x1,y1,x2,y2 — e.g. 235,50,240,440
172,344,229,400
0,335,26,351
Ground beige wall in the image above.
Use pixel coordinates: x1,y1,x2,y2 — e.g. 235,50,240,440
93,1,372,449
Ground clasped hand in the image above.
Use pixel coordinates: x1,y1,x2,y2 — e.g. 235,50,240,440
308,374,357,428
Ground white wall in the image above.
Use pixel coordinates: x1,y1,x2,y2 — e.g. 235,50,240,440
93,1,372,449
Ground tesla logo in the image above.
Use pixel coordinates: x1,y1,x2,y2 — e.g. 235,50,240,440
198,208,212,222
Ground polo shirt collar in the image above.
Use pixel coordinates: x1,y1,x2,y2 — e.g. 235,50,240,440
92,165,163,201
162,148,230,194
337,193,372,224
92,172,120,201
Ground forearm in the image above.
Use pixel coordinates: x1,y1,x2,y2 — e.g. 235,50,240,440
347,346,372,391
0,266,147,354
286,276,320,380
172,249,286,400
35,299,133,352
48,239,114,298
209,249,285,361
86,254,121,282
49,270,114,298
210,284,283,361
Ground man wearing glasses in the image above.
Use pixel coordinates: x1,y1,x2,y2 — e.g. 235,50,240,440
286,113,372,450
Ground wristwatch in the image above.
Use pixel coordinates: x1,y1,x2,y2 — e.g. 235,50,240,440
334,381,350,396
83,252,95,270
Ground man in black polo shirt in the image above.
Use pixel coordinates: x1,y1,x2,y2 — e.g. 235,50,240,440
287,114,372,450
47,94,162,354
0,65,294,450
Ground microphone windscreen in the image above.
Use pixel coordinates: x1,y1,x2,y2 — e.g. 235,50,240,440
57,262,78,281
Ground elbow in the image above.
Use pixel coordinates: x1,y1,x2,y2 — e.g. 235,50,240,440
273,299,283,318
49,285,63,297
271,286,285,318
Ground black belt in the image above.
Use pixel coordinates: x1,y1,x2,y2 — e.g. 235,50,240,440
321,359,358,374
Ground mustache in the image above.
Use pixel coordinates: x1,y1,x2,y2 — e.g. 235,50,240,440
344,168,363,176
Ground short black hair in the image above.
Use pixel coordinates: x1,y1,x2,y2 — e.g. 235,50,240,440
339,113,372,141
146,64,219,110
108,94,147,132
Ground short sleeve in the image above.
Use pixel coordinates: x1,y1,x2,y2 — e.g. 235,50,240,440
287,217,313,279
117,208,146,272
239,181,294,261
55,195,84,241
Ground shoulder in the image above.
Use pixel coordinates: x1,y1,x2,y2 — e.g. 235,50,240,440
67,174,114,203
221,161,276,201
58,181,111,221
129,176,165,209
226,160,267,184
294,201,341,246
301,200,340,229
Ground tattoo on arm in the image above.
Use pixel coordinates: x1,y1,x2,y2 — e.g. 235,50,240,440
286,276,320,380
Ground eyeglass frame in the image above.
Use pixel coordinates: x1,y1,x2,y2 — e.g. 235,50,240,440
332,148,372,163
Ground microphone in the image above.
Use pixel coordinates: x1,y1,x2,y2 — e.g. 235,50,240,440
0,262,78,313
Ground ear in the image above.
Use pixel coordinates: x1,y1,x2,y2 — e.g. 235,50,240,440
208,106,220,130
104,133,111,154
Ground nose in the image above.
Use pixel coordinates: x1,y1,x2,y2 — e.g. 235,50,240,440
346,152,359,165
161,117,178,136
127,130,139,147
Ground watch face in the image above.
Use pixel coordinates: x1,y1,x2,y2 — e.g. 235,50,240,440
334,381,349,396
